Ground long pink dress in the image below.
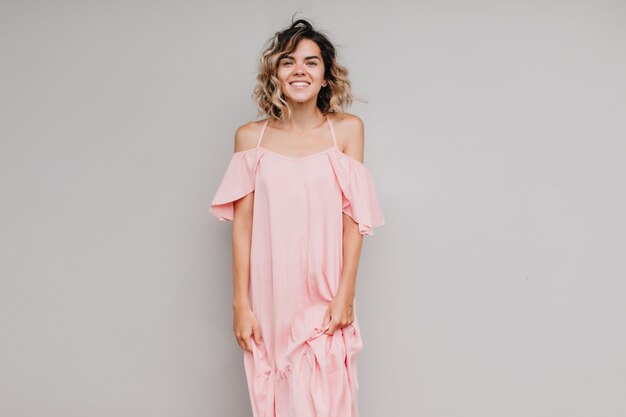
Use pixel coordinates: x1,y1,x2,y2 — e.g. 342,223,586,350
209,116,385,417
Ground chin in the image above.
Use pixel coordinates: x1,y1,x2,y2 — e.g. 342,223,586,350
294,98,317,105
286,94,317,103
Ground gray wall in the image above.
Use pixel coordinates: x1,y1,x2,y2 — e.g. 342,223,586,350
1,1,625,416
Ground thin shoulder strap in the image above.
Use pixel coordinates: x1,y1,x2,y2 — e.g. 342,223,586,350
255,119,269,149
327,116,338,148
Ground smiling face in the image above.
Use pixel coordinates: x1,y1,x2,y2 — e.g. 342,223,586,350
277,38,326,105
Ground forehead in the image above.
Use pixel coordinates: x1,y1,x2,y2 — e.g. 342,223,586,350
289,38,321,56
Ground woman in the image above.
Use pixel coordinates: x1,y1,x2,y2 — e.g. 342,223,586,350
210,18,385,417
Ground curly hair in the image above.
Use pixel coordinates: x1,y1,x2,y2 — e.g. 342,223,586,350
252,18,358,121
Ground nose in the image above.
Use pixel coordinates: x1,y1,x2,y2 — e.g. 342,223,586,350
293,62,306,75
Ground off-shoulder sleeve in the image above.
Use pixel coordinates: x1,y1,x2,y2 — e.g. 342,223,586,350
209,149,260,222
327,151,386,236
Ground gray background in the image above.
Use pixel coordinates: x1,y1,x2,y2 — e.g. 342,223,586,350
1,1,625,416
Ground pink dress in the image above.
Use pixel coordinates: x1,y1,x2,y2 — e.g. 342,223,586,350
209,116,385,417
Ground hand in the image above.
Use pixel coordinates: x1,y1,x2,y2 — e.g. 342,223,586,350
322,294,355,335
233,305,263,352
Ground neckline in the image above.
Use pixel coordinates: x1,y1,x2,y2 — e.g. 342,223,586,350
233,145,365,166
255,115,339,160
259,145,338,161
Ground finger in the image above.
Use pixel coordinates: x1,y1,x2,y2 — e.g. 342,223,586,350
253,327,263,345
237,332,249,351
322,309,331,328
324,321,336,335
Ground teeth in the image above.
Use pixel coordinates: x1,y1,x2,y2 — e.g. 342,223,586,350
291,82,309,87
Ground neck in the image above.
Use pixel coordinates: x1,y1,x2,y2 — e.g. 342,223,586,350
279,101,326,132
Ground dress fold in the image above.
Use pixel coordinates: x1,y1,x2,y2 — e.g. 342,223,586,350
327,151,386,236
210,148,262,222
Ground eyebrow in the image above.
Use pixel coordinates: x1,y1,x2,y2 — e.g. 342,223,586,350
281,55,321,60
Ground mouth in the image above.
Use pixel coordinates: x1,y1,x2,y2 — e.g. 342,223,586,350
289,81,310,89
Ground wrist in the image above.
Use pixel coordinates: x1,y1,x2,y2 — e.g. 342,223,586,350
336,289,355,303
232,299,251,310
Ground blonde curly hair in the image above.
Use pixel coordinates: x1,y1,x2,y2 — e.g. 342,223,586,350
252,18,359,121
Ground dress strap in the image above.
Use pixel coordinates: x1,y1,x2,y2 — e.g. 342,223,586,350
327,116,338,148
256,119,270,149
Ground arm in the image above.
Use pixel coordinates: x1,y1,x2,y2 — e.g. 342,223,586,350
231,123,263,352
323,115,366,335
232,193,253,310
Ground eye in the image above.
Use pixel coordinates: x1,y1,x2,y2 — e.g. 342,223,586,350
307,61,318,66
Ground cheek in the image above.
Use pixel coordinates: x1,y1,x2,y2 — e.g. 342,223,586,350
276,68,289,83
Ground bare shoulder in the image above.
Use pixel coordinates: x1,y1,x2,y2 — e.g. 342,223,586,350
328,111,365,163
329,111,364,135
234,119,266,153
